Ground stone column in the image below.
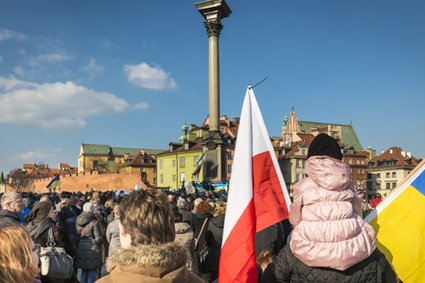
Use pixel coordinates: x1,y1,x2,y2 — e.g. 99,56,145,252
195,0,231,183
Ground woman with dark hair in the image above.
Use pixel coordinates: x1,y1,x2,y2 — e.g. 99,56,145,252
26,201,76,283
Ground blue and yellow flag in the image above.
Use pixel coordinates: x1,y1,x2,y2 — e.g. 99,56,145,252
365,159,425,283
46,175,60,192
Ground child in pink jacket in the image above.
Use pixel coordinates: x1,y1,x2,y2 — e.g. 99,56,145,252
289,133,376,271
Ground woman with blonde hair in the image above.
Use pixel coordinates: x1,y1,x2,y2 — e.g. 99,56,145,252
0,225,40,283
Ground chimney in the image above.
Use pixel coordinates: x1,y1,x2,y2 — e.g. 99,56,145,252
401,151,406,157
407,152,412,158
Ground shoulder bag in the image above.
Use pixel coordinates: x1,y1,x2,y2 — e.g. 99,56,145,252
39,227,74,279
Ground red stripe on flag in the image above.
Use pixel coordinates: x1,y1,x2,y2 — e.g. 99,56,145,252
218,200,257,283
253,151,290,232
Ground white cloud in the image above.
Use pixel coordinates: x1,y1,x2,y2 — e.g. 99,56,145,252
133,102,150,110
0,148,64,173
10,148,63,164
13,65,26,76
36,53,72,62
124,62,177,90
95,38,116,49
80,57,104,77
0,76,129,129
0,28,27,41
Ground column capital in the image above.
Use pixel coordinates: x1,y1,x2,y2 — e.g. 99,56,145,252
204,21,223,37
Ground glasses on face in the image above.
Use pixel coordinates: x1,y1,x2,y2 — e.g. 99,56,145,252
7,199,23,205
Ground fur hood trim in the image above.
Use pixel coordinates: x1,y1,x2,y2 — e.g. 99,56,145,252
106,242,187,272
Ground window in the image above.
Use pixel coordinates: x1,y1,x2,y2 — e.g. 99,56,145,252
153,168,156,173
349,159,352,164
160,174,163,184
228,164,232,173
377,173,380,178
159,160,163,169
386,172,390,178
172,175,176,182
386,183,390,190
153,178,157,184
172,160,176,167
179,157,185,167
392,182,397,189
356,160,360,165
140,168,146,172
180,173,185,183
392,172,396,178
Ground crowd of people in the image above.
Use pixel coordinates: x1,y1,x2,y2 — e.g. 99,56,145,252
0,134,400,283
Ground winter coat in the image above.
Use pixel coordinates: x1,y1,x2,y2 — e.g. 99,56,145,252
96,242,204,283
58,209,78,248
205,215,225,281
75,212,103,270
178,208,192,224
207,215,224,244
26,219,77,283
191,213,210,246
106,217,121,258
289,156,376,271
174,222,194,256
0,209,22,226
275,245,397,283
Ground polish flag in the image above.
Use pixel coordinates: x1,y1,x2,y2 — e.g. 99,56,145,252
218,87,291,283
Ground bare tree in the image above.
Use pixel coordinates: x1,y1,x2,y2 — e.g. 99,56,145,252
7,169,34,193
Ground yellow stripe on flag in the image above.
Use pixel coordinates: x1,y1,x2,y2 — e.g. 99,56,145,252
369,185,425,281
366,160,425,283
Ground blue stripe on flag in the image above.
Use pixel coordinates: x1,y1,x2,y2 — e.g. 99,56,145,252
411,169,425,195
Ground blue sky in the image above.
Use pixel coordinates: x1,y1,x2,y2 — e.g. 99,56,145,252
1,0,424,175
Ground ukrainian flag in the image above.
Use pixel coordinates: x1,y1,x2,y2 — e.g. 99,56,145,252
46,175,60,192
365,160,425,283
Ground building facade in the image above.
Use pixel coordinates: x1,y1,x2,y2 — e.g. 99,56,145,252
367,147,421,198
279,111,371,196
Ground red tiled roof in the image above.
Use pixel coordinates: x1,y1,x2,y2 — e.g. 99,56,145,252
370,146,419,167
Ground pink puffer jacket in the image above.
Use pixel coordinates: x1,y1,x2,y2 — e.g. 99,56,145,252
289,156,376,271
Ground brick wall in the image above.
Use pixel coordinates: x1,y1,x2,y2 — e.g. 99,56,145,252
28,171,146,193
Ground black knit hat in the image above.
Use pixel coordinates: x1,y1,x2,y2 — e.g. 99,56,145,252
307,133,343,160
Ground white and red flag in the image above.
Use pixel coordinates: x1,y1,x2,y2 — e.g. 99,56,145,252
218,87,291,283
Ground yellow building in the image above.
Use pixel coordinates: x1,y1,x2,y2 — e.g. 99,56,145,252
77,144,163,187
156,141,204,190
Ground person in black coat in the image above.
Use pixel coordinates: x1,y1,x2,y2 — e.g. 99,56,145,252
274,245,397,283
57,199,79,249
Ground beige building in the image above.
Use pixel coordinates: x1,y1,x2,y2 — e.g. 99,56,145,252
279,111,370,196
367,147,421,198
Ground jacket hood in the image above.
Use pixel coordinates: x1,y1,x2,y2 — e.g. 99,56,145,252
76,211,95,227
305,156,352,191
106,242,187,274
174,222,191,234
27,219,53,239
211,215,225,228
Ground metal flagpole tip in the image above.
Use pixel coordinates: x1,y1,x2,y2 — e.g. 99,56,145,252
248,84,252,90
